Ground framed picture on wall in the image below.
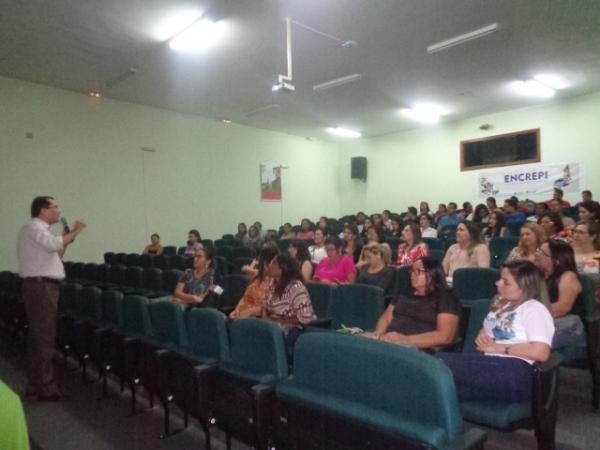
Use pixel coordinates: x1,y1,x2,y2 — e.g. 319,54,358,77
260,162,282,201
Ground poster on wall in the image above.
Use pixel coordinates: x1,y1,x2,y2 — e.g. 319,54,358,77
477,162,582,199
260,162,282,201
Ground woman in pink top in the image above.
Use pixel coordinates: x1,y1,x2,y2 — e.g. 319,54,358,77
296,218,315,240
314,236,357,284
396,223,429,267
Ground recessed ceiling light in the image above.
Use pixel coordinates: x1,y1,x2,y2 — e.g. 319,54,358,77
532,74,569,90
401,103,448,124
326,127,361,138
154,9,204,41
220,119,232,124
87,90,102,98
510,80,556,98
169,19,226,52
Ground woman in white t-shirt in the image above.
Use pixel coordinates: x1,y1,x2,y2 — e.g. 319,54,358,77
438,260,554,402
308,229,327,264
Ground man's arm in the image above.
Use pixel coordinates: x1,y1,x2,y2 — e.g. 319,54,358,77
59,220,86,258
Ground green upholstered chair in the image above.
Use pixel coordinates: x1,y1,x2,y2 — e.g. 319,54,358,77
162,269,183,296
423,237,444,250
232,246,255,259
275,333,486,450
489,237,519,268
0,381,30,450
305,282,334,319
163,245,177,256
459,299,562,450
73,286,103,381
214,255,230,277
453,268,501,305
207,318,288,450
217,274,251,314
232,257,254,275
57,282,82,362
556,274,600,409
393,266,412,298
94,289,124,397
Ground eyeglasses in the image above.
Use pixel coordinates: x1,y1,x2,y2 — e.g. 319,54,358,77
410,268,427,275
535,247,551,258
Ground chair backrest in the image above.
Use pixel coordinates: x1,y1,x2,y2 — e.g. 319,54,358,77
291,333,464,448
62,261,74,279
440,225,458,242
232,257,254,274
462,298,493,353
163,269,183,294
72,262,85,280
83,263,98,282
185,308,230,362
121,295,153,336
385,237,402,250
489,237,520,268
453,268,500,303
126,253,140,267
423,237,443,250
222,234,235,240
78,286,103,320
169,255,188,271
393,266,412,298
142,268,163,292
226,319,288,384
60,282,82,315
153,254,171,270
214,239,226,248
573,274,600,323
115,253,128,264
214,256,229,276
506,222,524,237
163,245,176,256
177,246,186,256
124,266,144,288
148,301,189,349
429,248,445,263
329,284,385,331
216,246,234,262
95,264,110,282
232,246,255,259
108,264,127,286
139,254,154,268
101,290,124,327
277,239,292,253
201,239,214,249
305,282,334,319
219,274,251,310
104,252,116,265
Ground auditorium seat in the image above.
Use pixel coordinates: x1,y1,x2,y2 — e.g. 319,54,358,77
126,253,140,267
163,246,177,256
217,274,251,314
452,268,500,306
94,289,124,397
305,282,334,319
489,237,519,269
232,246,255,259
73,286,103,381
423,237,443,251
232,257,254,275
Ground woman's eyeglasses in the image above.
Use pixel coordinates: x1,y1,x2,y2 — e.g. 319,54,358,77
410,268,427,275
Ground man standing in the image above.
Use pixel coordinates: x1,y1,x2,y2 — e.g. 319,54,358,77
17,196,86,400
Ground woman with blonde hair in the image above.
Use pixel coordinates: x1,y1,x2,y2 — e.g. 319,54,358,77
357,242,395,300
506,223,547,263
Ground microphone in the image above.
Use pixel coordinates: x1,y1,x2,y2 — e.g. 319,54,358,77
60,217,70,233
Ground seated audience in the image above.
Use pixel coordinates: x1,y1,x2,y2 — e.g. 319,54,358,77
419,214,437,238
469,203,490,226
396,223,429,267
538,211,569,240
545,187,571,208
235,222,249,244
296,218,315,240
433,203,447,223
389,216,403,237
460,201,473,219
280,222,296,240
342,225,363,264
482,210,509,242
486,196,500,212
263,254,317,350
419,201,431,217
143,233,164,256
578,201,600,223
366,257,459,348
437,202,463,232
527,202,548,222
317,216,330,235
535,240,584,348
357,224,387,269
402,207,418,224
442,222,490,276
382,209,393,230
438,260,554,403
576,190,593,208
570,221,600,274
506,223,547,263
253,221,266,238
230,245,279,320
172,248,218,307
503,198,526,225
289,239,314,281
309,229,327,264
183,229,203,257
549,199,576,229
360,217,373,239
246,225,264,251
372,213,384,227
357,242,395,300
314,236,357,284
356,211,367,233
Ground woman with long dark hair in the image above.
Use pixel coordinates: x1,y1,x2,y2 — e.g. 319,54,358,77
230,245,279,320
288,239,313,282
172,247,218,307
396,223,428,267
535,239,584,348
482,211,508,242
183,229,203,257
366,256,459,348
442,222,490,276
438,260,554,403
342,224,363,264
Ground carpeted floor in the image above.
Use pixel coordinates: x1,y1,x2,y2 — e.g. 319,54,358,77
0,337,598,450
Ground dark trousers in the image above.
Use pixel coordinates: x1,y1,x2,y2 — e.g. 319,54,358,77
437,352,534,402
22,279,61,396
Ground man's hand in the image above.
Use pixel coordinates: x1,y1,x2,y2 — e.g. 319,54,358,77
73,220,86,232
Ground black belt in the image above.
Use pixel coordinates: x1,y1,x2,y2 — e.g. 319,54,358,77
24,276,63,285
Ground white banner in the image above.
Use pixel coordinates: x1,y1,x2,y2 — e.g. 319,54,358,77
478,163,582,199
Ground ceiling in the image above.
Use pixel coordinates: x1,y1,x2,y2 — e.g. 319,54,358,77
2,0,600,140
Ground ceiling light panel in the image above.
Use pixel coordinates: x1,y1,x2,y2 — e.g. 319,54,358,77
169,19,226,52
401,103,448,124
313,74,363,92
326,127,362,138
427,23,499,54
532,74,569,90
154,9,204,41
510,80,556,98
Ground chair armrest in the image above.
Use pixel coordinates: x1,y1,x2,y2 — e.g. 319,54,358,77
305,318,332,329
532,352,563,418
219,305,235,315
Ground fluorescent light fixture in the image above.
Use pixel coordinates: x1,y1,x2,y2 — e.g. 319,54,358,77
533,74,569,90
245,104,281,117
510,79,556,98
313,73,363,92
154,9,204,41
169,19,226,52
427,23,499,54
326,127,362,138
401,103,448,124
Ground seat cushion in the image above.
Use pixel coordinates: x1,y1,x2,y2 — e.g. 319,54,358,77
461,400,530,429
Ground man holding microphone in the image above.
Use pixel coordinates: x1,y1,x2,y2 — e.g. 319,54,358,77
17,196,86,400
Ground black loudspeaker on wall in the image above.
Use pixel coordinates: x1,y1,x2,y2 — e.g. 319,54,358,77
351,157,367,181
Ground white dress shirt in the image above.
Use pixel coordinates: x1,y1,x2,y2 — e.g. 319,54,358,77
17,218,65,279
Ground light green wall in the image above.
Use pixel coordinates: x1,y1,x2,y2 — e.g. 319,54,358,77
0,76,342,269
338,92,600,214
